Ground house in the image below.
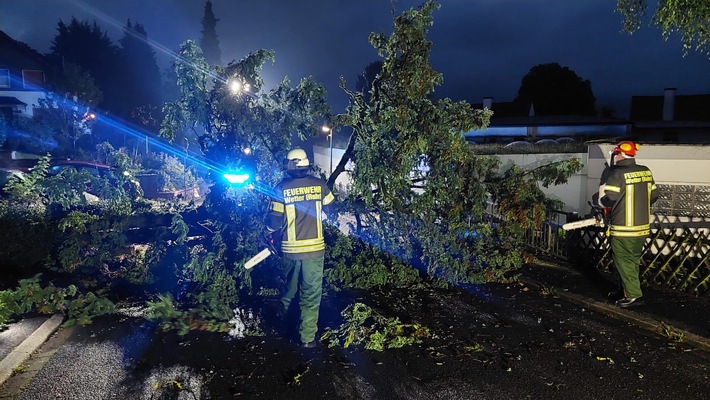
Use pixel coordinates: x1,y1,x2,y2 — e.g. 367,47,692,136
464,97,629,144
0,30,49,122
464,92,710,215
629,88,710,144
464,88,710,145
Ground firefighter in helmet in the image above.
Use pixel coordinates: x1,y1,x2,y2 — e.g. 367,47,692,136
265,148,335,348
597,141,658,308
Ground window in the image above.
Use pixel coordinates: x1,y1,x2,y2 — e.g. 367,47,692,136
22,70,44,89
0,69,9,88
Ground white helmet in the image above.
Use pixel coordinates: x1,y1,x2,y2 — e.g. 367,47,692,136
284,148,310,171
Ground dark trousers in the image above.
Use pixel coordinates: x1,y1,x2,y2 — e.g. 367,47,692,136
610,235,646,298
281,256,324,343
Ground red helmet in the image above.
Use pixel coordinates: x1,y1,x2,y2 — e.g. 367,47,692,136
612,141,639,157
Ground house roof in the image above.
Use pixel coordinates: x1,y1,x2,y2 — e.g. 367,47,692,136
0,96,27,106
630,94,710,122
489,115,626,127
466,99,628,139
0,30,50,70
471,100,626,127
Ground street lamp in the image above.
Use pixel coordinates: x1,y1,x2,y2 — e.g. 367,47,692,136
321,125,333,176
228,78,250,95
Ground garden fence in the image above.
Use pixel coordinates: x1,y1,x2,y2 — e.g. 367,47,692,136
523,211,710,297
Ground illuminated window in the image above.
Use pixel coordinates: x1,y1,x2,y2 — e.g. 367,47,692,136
0,69,9,88
22,70,44,89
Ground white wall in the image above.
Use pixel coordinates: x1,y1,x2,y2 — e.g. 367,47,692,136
314,143,710,215
586,144,710,207
312,144,353,195
499,144,710,216
495,153,589,214
1,90,44,117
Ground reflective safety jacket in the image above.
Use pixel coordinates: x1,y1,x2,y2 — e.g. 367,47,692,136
598,158,658,237
266,176,335,259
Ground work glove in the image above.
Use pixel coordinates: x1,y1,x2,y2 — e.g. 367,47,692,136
264,231,282,256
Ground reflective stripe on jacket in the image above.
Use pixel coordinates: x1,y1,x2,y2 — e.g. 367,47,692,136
267,176,335,259
598,158,658,237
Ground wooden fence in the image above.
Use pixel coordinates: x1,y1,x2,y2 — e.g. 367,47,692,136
523,212,710,297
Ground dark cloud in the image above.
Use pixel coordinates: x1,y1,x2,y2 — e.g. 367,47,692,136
1,0,708,116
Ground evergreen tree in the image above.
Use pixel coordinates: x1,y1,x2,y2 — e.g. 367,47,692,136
200,0,222,66
117,20,163,126
48,18,124,114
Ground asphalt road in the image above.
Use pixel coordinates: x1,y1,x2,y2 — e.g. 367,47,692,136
1,282,708,400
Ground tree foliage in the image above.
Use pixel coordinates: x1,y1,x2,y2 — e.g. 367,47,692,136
336,1,582,284
156,39,332,329
160,40,331,188
339,1,494,282
35,93,98,155
49,61,103,107
616,0,710,57
355,61,383,104
0,275,114,328
514,63,596,116
48,17,164,120
1,0,586,336
159,38,332,255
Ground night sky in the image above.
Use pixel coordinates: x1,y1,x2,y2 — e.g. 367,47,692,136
2,0,709,117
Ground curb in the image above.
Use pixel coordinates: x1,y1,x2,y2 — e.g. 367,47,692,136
519,277,710,354
0,314,64,386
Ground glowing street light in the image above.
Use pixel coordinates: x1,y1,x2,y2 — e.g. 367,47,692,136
81,112,96,123
321,125,333,176
229,80,242,94
228,79,251,95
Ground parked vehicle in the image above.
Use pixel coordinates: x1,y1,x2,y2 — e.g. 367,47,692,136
0,150,39,173
48,160,115,178
48,160,141,200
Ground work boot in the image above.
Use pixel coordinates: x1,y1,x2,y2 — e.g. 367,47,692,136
616,297,644,308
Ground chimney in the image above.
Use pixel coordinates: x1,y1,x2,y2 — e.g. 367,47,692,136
482,97,493,110
663,87,676,121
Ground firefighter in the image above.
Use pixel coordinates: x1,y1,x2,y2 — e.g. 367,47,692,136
597,141,658,308
265,148,335,348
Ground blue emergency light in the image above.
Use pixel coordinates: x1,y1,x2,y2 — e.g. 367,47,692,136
223,172,250,185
